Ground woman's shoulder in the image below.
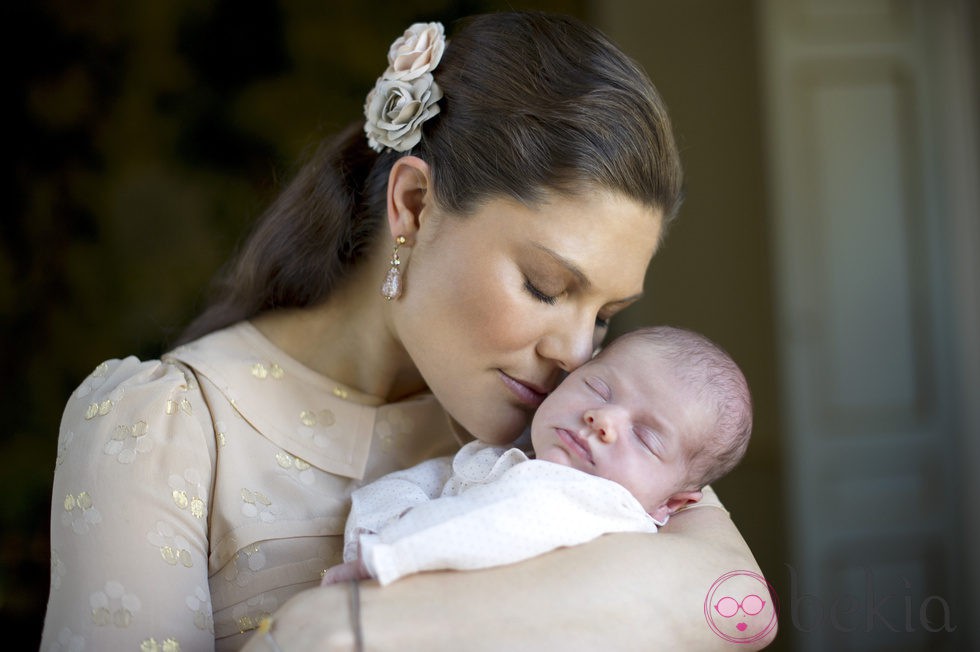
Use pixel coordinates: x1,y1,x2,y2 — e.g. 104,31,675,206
68,356,196,416
60,352,216,458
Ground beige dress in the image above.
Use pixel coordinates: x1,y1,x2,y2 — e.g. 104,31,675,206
41,321,461,652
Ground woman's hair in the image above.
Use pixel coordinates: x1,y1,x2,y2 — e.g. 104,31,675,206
178,12,683,344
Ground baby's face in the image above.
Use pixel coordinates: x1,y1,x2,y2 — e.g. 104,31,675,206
530,339,704,521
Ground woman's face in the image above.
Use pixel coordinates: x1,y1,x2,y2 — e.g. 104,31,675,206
392,190,662,444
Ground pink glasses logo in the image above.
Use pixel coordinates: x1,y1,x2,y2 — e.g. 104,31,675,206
704,570,779,644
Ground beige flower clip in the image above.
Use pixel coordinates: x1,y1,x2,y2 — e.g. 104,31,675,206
364,22,446,153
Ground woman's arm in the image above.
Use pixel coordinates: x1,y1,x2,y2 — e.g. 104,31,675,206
42,359,218,651
243,505,777,651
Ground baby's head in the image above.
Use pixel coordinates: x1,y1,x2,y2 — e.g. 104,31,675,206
530,326,752,523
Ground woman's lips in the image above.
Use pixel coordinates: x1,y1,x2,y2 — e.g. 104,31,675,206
556,428,593,464
498,371,548,408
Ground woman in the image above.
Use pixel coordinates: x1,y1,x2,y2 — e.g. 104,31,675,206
43,12,774,651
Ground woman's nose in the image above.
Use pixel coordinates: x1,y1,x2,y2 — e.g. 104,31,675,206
584,407,623,444
536,314,597,372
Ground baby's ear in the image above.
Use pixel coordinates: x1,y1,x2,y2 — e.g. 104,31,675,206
648,490,703,524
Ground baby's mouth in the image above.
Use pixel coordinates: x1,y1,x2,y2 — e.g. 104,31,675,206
556,428,594,465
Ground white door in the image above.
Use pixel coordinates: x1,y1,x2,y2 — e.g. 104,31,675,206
759,0,978,649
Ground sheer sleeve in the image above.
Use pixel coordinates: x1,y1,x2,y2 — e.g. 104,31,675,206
41,357,217,652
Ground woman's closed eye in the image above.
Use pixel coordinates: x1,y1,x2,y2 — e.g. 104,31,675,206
523,277,560,305
523,274,616,330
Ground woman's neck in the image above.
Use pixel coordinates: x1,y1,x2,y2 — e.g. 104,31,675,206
250,264,426,403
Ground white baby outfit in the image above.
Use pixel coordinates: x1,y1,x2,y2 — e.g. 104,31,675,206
344,440,659,585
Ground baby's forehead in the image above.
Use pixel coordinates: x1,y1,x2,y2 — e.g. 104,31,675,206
594,337,670,377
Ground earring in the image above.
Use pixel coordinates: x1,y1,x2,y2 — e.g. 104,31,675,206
381,236,407,300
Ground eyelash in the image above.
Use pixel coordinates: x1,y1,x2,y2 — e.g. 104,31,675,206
634,427,661,456
585,377,610,401
523,279,558,305
524,278,613,329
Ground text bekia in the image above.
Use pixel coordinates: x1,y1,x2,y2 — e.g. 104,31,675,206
785,564,956,634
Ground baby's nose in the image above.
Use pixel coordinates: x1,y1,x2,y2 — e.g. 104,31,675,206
584,409,619,444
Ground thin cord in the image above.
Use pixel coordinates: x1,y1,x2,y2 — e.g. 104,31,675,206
350,580,364,652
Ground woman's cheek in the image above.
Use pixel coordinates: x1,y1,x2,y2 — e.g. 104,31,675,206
461,278,537,353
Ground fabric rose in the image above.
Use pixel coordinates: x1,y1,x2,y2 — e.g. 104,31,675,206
385,22,445,81
364,74,443,153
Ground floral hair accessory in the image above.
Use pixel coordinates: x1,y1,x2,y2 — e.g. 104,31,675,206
364,22,446,153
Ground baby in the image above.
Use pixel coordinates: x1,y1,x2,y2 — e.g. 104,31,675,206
323,326,752,586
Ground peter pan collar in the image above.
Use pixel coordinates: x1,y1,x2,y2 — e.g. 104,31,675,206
165,321,433,480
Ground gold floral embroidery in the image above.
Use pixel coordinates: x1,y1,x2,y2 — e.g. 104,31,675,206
375,407,414,452
172,489,189,509
63,491,102,533
189,497,205,518
275,451,316,485
298,408,342,446
140,638,181,652
241,488,271,505
148,521,194,568
251,361,284,380
237,611,273,634
105,419,152,463
299,409,336,427
90,580,140,628
171,490,205,518
238,615,259,634
241,489,279,521
169,470,207,519
332,386,348,399
162,545,193,567
165,397,193,415
224,544,266,587
232,595,279,633
84,399,114,419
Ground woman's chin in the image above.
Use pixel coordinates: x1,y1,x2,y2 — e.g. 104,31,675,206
463,419,529,447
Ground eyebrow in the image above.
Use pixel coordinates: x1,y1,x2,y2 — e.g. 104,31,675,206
532,243,645,305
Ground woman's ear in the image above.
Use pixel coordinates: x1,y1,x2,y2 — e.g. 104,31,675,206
386,156,432,242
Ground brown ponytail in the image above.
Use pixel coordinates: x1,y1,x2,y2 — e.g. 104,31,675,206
177,122,390,343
